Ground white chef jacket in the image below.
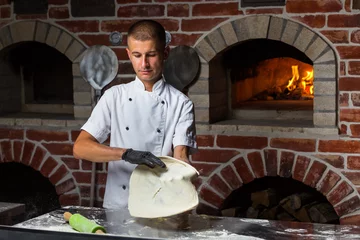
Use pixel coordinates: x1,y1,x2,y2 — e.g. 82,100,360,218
81,76,197,209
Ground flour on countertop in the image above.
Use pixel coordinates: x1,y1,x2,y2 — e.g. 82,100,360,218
175,229,265,240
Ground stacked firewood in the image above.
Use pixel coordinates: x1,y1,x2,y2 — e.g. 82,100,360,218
221,188,338,224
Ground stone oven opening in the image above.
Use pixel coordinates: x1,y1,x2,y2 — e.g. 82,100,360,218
0,41,74,119
0,162,60,224
221,176,339,224
223,39,314,124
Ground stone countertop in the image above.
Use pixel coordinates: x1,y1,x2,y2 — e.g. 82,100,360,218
11,206,360,240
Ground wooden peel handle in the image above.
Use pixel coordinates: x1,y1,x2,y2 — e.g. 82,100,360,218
64,212,72,222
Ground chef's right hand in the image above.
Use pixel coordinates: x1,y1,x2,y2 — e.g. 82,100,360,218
122,148,166,168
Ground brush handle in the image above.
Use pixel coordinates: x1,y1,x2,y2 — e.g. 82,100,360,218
63,212,106,234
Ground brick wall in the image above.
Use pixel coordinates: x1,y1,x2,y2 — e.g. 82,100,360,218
1,0,360,225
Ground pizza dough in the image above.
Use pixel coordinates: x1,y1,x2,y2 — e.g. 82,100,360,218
128,156,199,218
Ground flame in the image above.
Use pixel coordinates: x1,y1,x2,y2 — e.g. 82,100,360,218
286,65,314,95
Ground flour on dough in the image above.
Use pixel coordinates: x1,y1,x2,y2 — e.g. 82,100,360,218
128,156,199,218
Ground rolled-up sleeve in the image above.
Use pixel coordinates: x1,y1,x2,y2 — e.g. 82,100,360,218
173,99,197,153
81,89,112,144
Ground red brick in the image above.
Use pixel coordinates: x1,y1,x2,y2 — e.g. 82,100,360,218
220,164,242,190
182,18,228,32
343,172,360,185
21,141,35,165
56,178,76,195
337,46,360,59
40,156,58,177
327,181,354,205
247,152,265,178
321,30,348,43
196,135,214,147
352,94,360,108
30,146,47,170
59,193,80,206
192,3,242,16
345,0,351,12
167,4,189,17
0,0,10,5
349,62,360,75
49,165,68,185
117,5,164,17
81,159,92,170
246,8,283,14
191,149,239,163
279,151,294,178
188,162,220,176
61,157,79,169
73,171,92,184
171,33,202,46
79,34,112,47
270,138,316,152
293,15,325,28
217,136,268,149
264,149,278,176
26,129,69,142
329,14,360,27
112,48,128,61
117,0,137,3
56,20,99,33
0,7,10,18
80,185,91,198
340,214,360,225
94,200,103,207
98,186,106,199
350,124,360,137
293,156,311,182
199,185,224,208
340,61,346,76
208,174,232,198
101,19,179,32
340,77,360,91
303,161,327,188
342,108,360,122
340,93,349,106
16,14,47,20
0,128,24,139
319,140,360,153
335,196,360,217
48,0,68,4
286,0,342,13
1,141,12,162
96,172,107,185
12,140,23,162
233,157,254,184
341,124,348,135
318,170,341,195
118,62,135,75
313,154,344,168
49,6,69,19
43,143,73,155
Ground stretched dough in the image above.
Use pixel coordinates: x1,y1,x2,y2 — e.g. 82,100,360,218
128,156,199,218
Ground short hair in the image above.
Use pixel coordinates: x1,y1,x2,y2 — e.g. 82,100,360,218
127,20,166,50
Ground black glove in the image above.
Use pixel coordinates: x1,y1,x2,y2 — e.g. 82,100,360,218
122,149,166,168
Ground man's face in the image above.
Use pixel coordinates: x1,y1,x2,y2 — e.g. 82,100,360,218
126,36,168,85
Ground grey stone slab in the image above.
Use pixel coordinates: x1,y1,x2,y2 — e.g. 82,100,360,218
189,94,209,108
314,96,336,111
10,21,36,43
55,31,72,53
195,39,216,62
245,15,270,39
74,106,92,119
41,119,66,127
268,17,284,41
313,81,336,96
314,64,336,79
45,26,61,47
66,119,86,127
194,108,209,123
199,63,209,79
0,118,15,126
0,27,13,47
314,112,336,127
188,80,209,94
281,20,300,45
72,63,81,77
293,27,315,52
314,49,336,64
74,92,92,105
220,22,238,47
35,21,49,43
15,118,42,126
73,77,91,92
207,29,227,54
305,36,329,62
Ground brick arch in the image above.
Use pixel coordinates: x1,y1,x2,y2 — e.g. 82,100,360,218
191,15,337,127
0,139,80,206
0,20,92,119
198,149,360,224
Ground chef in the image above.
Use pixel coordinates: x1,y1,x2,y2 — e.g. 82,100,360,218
73,19,197,209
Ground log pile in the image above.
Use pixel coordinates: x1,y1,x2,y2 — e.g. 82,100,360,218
221,188,338,224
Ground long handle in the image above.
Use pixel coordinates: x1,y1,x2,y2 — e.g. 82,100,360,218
63,212,105,234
